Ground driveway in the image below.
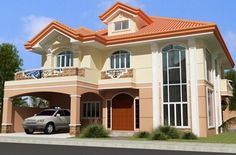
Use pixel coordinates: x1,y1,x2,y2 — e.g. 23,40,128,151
0,132,71,139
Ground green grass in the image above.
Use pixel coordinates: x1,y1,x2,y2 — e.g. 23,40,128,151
171,132,236,144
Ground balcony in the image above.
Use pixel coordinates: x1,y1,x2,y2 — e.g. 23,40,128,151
221,79,233,97
15,67,86,80
101,68,133,79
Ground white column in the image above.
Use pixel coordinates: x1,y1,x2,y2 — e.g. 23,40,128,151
217,57,223,132
212,54,219,134
188,38,200,136
151,42,160,128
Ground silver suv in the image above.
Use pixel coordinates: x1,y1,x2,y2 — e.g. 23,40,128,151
22,108,70,134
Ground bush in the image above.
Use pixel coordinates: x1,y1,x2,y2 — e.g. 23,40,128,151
80,124,109,138
158,126,180,139
181,132,197,139
133,131,150,138
150,130,168,140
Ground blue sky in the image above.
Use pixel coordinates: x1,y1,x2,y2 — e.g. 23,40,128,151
0,0,235,69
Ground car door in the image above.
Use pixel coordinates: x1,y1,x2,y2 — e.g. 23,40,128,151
54,110,67,129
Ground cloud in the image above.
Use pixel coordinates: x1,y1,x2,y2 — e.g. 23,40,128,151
22,15,54,39
224,31,236,62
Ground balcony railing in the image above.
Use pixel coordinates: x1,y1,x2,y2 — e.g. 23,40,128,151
101,68,133,79
221,79,233,97
15,67,85,80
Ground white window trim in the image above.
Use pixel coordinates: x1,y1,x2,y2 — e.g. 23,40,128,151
207,88,215,128
81,101,100,119
113,19,130,32
162,44,189,128
110,50,131,69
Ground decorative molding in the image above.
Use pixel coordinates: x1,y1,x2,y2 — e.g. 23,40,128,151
101,68,133,79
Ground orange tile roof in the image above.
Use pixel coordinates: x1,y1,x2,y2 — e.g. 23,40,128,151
24,3,234,67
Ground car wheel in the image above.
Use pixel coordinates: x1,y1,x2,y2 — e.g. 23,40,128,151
44,123,55,134
25,128,34,134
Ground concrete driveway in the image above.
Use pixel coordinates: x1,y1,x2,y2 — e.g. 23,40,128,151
0,132,72,139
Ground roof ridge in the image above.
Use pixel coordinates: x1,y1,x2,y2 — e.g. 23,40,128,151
150,16,216,25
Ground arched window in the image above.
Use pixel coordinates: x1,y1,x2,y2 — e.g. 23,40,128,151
162,44,188,127
110,50,130,69
56,51,73,67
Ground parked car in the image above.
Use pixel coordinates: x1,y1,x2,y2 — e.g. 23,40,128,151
22,108,70,134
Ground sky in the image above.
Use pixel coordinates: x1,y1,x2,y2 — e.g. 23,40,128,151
0,0,236,69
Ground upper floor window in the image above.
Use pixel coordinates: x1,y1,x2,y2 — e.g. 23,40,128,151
114,20,129,31
206,48,212,82
162,44,188,127
57,51,73,67
110,50,130,69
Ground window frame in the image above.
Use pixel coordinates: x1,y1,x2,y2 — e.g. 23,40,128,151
162,44,189,128
207,88,215,128
110,50,131,69
56,51,73,68
81,101,100,119
113,20,130,31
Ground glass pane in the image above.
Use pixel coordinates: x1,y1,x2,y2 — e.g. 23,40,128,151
126,53,130,68
168,50,179,67
163,86,168,102
61,55,65,67
57,56,60,67
87,103,91,117
163,44,173,52
170,104,175,126
92,103,96,117
181,51,186,83
122,20,129,29
163,104,168,126
176,104,181,126
83,103,86,117
169,85,181,102
70,54,73,66
174,45,185,51
182,85,187,102
121,54,125,68
169,68,180,84
115,22,121,30
96,102,99,117
66,55,70,67
115,54,119,68
183,104,188,126
163,52,167,84
111,56,114,69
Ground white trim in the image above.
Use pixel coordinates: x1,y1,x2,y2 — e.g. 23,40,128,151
1,123,13,126
188,38,200,136
103,8,136,23
106,32,213,47
151,42,160,128
70,95,81,98
212,54,218,133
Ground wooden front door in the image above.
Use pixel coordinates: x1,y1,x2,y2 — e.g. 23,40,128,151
112,94,134,130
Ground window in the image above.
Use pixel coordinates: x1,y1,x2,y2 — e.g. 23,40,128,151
135,99,140,129
82,101,100,118
107,100,111,128
207,89,214,127
114,20,129,31
56,110,65,116
162,44,188,127
110,50,130,69
206,48,212,82
57,51,73,67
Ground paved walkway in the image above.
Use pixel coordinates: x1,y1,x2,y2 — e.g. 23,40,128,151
0,134,235,154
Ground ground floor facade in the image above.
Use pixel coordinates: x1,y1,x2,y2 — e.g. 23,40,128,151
1,75,229,138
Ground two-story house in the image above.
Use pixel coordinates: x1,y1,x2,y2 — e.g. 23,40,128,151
1,2,234,137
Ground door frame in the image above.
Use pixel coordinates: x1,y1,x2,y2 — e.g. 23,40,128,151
106,92,138,131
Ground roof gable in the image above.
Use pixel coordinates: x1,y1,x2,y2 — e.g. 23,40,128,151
99,2,153,25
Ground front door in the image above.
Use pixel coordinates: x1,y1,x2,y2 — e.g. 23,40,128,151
112,94,134,130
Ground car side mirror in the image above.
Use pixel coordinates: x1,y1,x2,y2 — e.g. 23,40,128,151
56,114,61,117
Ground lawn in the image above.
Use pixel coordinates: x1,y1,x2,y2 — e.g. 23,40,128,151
170,132,236,144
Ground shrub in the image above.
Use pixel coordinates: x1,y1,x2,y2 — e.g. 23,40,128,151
158,126,180,139
150,130,168,140
181,132,197,139
133,131,150,138
80,124,109,138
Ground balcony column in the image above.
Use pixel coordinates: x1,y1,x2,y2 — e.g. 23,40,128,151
1,97,13,133
188,38,200,137
151,42,160,128
69,95,81,136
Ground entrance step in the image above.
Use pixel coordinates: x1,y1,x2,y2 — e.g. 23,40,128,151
109,131,135,137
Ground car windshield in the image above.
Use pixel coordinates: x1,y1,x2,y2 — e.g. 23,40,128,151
36,110,56,116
